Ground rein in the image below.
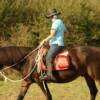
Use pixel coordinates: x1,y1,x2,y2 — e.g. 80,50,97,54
0,44,43,82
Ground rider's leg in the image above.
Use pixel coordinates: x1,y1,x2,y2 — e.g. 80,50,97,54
40,44,63,80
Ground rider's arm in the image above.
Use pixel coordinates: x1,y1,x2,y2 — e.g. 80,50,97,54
40,20,58,45
44,29,56,42
40,29,56,44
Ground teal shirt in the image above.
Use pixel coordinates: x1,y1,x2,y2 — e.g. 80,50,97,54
49,19,67,46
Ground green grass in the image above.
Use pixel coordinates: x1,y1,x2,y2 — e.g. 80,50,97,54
0,77,100,100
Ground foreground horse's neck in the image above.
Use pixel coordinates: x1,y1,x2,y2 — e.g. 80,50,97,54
0,46,34,70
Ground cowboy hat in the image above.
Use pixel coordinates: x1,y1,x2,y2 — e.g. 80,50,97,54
46,8,61,18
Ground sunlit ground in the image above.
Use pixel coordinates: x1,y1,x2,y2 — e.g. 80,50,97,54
0,77,100,100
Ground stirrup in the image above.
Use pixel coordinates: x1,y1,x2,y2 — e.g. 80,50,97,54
39,74,51,81
39,72,46,79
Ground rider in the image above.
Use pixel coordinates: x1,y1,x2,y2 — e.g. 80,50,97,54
40,8,69,80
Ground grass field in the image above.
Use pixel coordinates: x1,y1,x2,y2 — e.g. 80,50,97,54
0,77,100,100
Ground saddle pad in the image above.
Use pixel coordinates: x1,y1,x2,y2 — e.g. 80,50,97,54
39,51,71,71
54,51,70,70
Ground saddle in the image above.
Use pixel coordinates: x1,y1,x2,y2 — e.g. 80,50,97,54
36,47,71,72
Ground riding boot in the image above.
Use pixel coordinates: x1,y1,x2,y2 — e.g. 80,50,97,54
40,65,52,81
47,65,53,77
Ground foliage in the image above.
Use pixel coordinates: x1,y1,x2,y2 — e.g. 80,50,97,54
0,0,100,47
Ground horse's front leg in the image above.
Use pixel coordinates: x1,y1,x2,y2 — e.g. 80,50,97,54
17,80,32,100
37,80,52,100
84,74,98,100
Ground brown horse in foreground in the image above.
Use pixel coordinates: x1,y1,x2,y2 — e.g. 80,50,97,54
0,46,100,100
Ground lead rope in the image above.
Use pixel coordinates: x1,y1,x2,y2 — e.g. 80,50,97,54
0,44,43,83
0,63,37,82
35,46,47,77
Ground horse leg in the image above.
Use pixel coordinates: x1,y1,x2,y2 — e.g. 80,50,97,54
84,74,98,100
17,58,34,100
17,80,32,100
37,81,52,100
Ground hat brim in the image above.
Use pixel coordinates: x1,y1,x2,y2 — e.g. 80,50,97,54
45,12,61,18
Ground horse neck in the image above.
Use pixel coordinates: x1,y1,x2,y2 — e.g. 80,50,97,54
19,47,33,55
10,47,34,72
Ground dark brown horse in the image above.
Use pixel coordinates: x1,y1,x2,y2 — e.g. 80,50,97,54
0,46,100,100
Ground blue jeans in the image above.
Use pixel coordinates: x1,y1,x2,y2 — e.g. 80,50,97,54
46,44,64,74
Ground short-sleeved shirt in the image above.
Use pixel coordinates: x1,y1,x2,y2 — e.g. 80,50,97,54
49,19,67,46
